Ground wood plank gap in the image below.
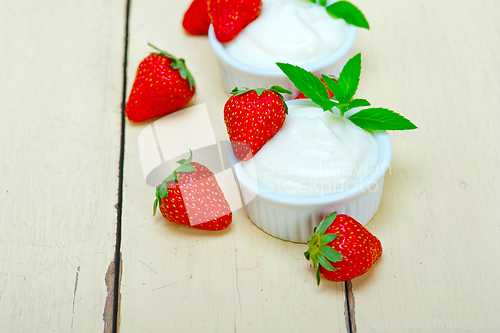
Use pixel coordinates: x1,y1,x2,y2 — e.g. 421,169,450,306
112,0,131,332
344,280,356,333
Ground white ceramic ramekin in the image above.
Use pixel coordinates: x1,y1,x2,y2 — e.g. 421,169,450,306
208,24,357,98
229,100,392,243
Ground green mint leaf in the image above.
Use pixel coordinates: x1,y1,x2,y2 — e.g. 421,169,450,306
337,104,349,117
319,0,327,6
321,75,344,102
326,1,370,29
277,62,336,111
348,108,418,131
321,245,343,263
318,254,336,271
347,98,371,111
338,53,362,103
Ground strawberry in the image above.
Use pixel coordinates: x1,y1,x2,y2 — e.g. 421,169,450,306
304,212,382,284
208,0,262,43
153,150,232,231
183,0,211,35
224,86,291,161
125,43,195,122
295,77,337,100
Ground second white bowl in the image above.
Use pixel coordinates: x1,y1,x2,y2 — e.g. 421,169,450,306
209,24,357,98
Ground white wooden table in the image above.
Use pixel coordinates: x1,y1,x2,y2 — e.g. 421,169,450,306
1,0,499,332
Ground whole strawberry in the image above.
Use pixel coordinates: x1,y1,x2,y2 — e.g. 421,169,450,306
295,77,337,100
183,0,211,35
153,151,232,231
208,0,262,43
224,86,291,161
304,212,382,284
125,43,195,122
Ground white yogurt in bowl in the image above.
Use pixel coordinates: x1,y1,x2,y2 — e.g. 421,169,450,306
229,99,392,243
208,0,357,96
243,104,379,197
224,0,349,70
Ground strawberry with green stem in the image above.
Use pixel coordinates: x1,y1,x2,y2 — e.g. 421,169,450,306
224,86,292,161
304,212,382,284
277,53,417,131
125,43,196,122
153,150,232,231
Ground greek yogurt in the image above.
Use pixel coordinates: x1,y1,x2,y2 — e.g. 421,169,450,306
224,0,348,70
241,104,379,197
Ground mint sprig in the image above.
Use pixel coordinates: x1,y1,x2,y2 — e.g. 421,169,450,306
348,108,417,131
326,1,369,30
277,53,417,131
310,0,369,29
275,63,336,112
230,85,292,114
153,149,195,216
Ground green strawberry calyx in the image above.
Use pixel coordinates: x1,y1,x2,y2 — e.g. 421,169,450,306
276,54,418,131
153,149,196,216
304,212,343,285
309,0,369,30
148,42,196,90
230,86,293,114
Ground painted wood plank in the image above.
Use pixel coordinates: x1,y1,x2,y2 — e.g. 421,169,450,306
119,0,347,332
0,1,126,331
347,0,500,331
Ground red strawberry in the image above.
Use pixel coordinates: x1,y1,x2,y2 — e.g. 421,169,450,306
304,212,382,284
125,43,195,122
208,0,262,43
295,77,337,100
224,86,291,161
183,0,211,35
153,151,232,231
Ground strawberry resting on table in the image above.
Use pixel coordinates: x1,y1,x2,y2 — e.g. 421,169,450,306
125,43,195,122
153,151,232,231
305,212,382,284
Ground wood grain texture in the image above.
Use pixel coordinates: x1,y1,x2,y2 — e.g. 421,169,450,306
0,0,126,332
119,0,346,332
349,0,500,331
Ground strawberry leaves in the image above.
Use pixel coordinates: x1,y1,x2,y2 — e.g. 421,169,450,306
277,53,418,131
148,43,196,90
153,149,196,216
304,212,343,285
230,85,292,113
